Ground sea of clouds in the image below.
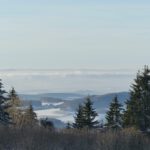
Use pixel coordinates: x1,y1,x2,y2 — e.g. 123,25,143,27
0,69,136,94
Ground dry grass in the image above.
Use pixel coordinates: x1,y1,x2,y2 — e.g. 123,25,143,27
0,127,149,150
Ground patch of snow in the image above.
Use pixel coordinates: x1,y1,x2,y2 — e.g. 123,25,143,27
35,108,105,123
35,108,74,123
41,102,64,106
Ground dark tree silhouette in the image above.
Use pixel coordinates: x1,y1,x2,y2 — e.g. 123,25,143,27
123,66,150,131
106,96,123,129
73,97,99,129
0,79,10,125
73,104,84,129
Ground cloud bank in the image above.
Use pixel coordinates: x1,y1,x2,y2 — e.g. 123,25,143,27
0,69,136,94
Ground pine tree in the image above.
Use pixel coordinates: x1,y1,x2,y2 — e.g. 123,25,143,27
82,97,99,129
73,97,99,129
0,79,10,125
105,96,123,129
123,66,150,131
73,104,84,129
7,87,22,127
23,104,38,127
8,87,21,107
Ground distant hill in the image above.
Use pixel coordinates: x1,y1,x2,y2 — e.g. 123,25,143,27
20,91,129,113
19,91,129,127
19,92,85,101
59,92,129,113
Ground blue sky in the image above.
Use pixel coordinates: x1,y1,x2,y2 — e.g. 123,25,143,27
0,0,150,69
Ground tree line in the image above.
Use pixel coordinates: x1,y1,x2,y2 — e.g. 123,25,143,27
0,82,38,128
0,82,53,129
71,66,150,132
0,66,150,132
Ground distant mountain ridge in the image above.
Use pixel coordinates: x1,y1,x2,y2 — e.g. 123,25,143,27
19,92,85,101
19,91,129,128
19,91,129,111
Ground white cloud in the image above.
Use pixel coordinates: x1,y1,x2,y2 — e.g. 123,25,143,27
0,69,135,78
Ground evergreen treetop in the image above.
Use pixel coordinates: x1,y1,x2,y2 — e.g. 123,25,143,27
0,79,10,125
123,66,150,131
106,96,123,129
8,87,21,107
23,104,38,127
7,87,22,127
73,97,99,129
83,97,99,129
73,104,84,129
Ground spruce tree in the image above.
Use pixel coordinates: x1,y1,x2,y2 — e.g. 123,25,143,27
123,66,150,131
73,104,84,129
7,87,22,127
82,97,99,129
8,87,21,107
105,96,123,129
0,79,10,125
23,104,38,127
73,97,99,129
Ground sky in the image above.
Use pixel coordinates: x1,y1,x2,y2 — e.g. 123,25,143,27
0,0,150,69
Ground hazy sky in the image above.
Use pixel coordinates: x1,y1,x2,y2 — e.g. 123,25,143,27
0,0,150,69
0,69,135,94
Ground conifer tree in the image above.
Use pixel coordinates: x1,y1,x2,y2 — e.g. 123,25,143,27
73,104,84,129
73,97,99,129
0,79,10,125
23,104,38,127
105,96,123,129
82,97,99,129
123,66,150,131
8,87,21,107
7,87,22,126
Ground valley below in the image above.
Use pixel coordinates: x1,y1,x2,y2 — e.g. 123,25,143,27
19,91,129,128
